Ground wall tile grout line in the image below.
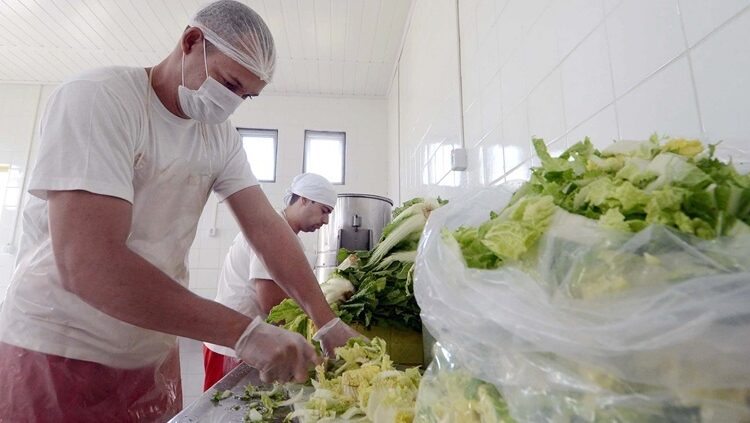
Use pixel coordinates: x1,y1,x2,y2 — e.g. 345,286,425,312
675,0,707,139
682,3,750,51
601,2,621,142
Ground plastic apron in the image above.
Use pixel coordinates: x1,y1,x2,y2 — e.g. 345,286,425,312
0,343,182,423
0,69,216,423
202,345,242,391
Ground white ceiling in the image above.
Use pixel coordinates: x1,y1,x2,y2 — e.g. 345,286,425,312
0,0,413,97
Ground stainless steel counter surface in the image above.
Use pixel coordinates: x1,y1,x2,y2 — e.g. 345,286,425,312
169,363,296,423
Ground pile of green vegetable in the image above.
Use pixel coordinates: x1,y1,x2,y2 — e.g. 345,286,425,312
415,367,515,423
289,337,422,422
210,382,298,422
211,338,421,422
422,136,750,422
452,136,750,272
268,197,446,337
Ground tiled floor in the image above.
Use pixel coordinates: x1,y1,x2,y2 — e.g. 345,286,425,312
178,337,207,407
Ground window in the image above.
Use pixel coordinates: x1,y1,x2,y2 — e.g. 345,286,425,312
304,130,346,184
239,128,277,182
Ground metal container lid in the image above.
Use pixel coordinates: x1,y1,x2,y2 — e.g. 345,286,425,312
337,193,393,205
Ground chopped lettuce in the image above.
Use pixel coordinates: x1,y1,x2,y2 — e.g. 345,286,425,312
295,337,422,422
453,136,750,272
415,368,515,423
452,195,555,267
210,383,287,422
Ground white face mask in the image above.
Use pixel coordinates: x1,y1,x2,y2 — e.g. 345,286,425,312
178,40,243,124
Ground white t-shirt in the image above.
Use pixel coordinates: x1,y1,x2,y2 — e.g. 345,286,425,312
205,229,313,357
0,66,258,368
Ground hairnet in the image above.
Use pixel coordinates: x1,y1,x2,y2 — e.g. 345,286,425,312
283,173,337,209
189,0,276,82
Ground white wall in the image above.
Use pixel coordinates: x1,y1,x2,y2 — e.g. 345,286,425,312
0,85,389,302
390,0,750,200
0,83,56,301
391,0,467,202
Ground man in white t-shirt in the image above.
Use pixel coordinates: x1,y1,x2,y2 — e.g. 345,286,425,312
0,1,359,421
203,173,336,390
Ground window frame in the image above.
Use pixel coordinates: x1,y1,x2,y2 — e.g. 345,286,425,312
238,127,279,183
303,130,347,185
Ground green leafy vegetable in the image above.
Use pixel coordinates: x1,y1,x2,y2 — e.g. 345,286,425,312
268,197,447,334
289,337,422,423
438,136,750,421
211,389,233,403
453,136,750,271
210,384,288,422
415,368,515,423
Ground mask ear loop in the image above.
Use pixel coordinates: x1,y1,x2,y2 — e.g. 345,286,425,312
180,34,214,177
180,36,208,87
181,53,185,87
202,38,209,79
200,123,214,177
199,37,214,177
147,68,153,117
137,67,153,170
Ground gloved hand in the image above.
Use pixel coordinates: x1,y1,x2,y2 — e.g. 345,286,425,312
312,318,366,357
234,316,321,383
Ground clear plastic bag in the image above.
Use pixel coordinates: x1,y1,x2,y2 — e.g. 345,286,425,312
414,184,750,422
415,342,515,423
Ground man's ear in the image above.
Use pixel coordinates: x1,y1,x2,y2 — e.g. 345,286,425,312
180,27,205,55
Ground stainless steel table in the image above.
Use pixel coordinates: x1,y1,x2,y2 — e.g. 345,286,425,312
169,363,297,423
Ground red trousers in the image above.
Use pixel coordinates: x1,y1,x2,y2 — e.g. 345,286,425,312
202,345,241,391
0,342,182,423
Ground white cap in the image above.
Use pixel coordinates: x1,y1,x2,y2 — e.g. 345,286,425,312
282,173,337,208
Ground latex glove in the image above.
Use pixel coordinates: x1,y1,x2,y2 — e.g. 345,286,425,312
234,316,321,383
312,318,366,357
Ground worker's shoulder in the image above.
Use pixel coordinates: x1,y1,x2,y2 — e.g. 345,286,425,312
55,66,146,105
62,66,144,86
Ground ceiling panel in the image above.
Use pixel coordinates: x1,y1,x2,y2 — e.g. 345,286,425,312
343,0,364,64
318,60,332,94
0,0,413,97
297,0,318,60
314,0,332,62
354,62,369,96
258,0,289,61
279,0,304,59
329,0,348,64
329,57,344,95
357,0,381,63
342,61,357,95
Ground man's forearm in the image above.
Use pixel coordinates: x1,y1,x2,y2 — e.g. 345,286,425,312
60,246,251,348
255,279,290,316
47,189,252,348
227,187,336,328
257,228,336,328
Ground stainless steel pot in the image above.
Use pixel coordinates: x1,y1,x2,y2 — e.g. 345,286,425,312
314,193,393,282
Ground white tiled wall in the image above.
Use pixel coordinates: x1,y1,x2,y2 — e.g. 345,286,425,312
392,0,466,201
0,84,55,301
389,0,750,200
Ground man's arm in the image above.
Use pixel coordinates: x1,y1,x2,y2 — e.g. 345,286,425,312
226,186,336,329
49,190,251,348
256,279,289,316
